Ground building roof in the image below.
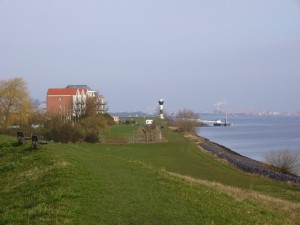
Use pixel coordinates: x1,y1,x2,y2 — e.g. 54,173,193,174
47,88,87,96
66,85,92,91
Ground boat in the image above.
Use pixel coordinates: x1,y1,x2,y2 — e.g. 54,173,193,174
213,114,231,126
213,120,230,126
200,114,231,127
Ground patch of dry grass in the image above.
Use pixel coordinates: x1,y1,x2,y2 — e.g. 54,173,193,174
166,170,300,222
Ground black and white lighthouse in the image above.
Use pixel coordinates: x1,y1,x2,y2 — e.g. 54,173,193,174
158,99,164,119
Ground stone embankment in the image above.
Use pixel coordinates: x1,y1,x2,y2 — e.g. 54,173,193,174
198,137,300,184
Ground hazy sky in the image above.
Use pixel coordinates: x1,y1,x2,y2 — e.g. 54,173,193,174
1,0,300,113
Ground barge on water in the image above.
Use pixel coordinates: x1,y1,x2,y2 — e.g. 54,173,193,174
213,119,231,126
200,115,231,127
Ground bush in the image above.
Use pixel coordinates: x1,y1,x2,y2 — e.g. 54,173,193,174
264,150,300,175
59,123,75,143
42,113,115,143
43,121,85,143
103,113,115,126
84,131,99,143
125,119,136,125
175,109,200,134
71,124,85,143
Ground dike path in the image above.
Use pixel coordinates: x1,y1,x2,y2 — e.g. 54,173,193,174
197,136,300,185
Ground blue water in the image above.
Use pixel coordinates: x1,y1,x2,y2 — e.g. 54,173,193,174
197,114,300,162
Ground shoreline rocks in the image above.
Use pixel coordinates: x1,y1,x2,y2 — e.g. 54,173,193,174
197,136,300,185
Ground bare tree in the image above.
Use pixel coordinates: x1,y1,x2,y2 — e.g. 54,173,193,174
0,77,33,127
73,94,85,122
176,109,200,134
264,150,300,175
85,97,97,117
93,92,108,114
85,93,108,117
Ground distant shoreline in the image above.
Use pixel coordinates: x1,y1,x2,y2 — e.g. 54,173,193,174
195,135,300,185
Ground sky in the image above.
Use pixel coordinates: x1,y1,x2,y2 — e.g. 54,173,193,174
1,0,300,113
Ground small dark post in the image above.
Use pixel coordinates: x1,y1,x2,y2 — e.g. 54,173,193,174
17,132,25,144
31,135,39,149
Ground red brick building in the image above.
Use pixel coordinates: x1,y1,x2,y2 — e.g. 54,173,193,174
46,85,106,118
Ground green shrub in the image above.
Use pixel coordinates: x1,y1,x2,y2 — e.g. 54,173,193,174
41,113,116,143
84,131,99,143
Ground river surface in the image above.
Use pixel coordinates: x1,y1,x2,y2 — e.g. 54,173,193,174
197,114,300,163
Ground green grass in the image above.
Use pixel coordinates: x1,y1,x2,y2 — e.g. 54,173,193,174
0,135,76,224
1,125,300,224
98,126,300,201
101,117,159,143
101,124,141,143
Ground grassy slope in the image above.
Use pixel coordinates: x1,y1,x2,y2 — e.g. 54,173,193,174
1,126,300,224
0,136,75,224
99,125,300,201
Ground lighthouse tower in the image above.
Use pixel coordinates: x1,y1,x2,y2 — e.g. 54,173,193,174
158,99,164,119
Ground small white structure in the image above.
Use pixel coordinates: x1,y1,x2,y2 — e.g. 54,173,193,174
145,119,153,125
113,116,120,124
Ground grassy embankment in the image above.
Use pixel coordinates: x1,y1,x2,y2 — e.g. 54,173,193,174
1,121,300,224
